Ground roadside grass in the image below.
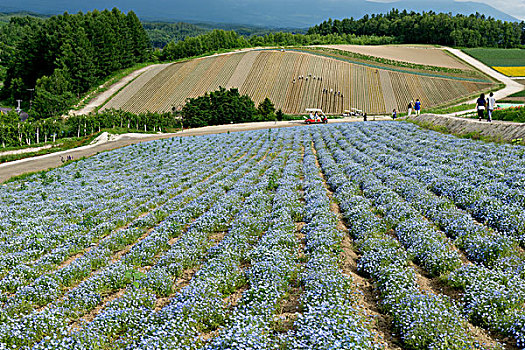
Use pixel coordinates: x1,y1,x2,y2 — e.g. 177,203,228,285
424,103,476,115
404,118,525,145
508,90,525,98
0,134,99,164
0,141,64,152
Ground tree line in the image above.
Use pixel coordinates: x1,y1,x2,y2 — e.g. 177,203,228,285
1,8,150,117
0,109,176,148
143,22,208,49
158,29,394,61
308,10,525,48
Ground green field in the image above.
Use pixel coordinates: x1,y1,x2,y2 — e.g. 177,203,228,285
463,48,525,67
509,90,525,97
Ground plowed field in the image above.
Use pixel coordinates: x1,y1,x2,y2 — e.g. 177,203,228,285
318,44,469,69
102,48,495,115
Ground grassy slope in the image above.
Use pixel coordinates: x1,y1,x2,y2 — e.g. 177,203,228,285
462,48,525,67
508,90,525,98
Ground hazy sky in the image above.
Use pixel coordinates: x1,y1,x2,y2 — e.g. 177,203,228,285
458,0,525,20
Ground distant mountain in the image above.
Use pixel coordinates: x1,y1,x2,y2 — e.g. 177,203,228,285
0,0,519,28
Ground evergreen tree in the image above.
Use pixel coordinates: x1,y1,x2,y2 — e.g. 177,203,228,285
257,97,276,121
126,11,151,62
181,87,259,127
2,8,151,118
32,68,75,117
276,109,284,121
57,26,96,96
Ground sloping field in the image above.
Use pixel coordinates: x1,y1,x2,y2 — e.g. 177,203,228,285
319,44,469,69
0,123,523,349
102,49,495,115
463,48,525,77
463,48,525,67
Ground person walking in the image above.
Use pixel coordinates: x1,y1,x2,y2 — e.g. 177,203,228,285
414,99,421,115
392,109,397,120
407,100,413,116
487,92,496,122
476,93,486,121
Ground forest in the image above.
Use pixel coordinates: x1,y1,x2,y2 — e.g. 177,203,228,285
143,22,208,49
308,10,525,48
1,9,151,116
143,21,303,49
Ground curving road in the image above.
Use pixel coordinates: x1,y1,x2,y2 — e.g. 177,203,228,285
444,47,524,103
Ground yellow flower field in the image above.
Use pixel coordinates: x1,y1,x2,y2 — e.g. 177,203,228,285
493,66,525,76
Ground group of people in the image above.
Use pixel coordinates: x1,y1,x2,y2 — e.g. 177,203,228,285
309,111,326,122
60,155,73,163
392,99,421,120
476,92,496,122
322,88,343,97
407,99,422,116
293,74,322,84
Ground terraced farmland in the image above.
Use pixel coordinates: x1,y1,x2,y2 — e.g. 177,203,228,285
1,122,524,349
102,49,495,115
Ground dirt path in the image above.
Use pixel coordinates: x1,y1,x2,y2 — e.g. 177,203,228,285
0,117,389,184
70,64,166,116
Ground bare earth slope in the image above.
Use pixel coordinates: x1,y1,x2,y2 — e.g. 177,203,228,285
101,48,494,115
318,45,469,69
71,64,168,116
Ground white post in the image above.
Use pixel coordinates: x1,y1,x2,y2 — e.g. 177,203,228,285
16,100,22,114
